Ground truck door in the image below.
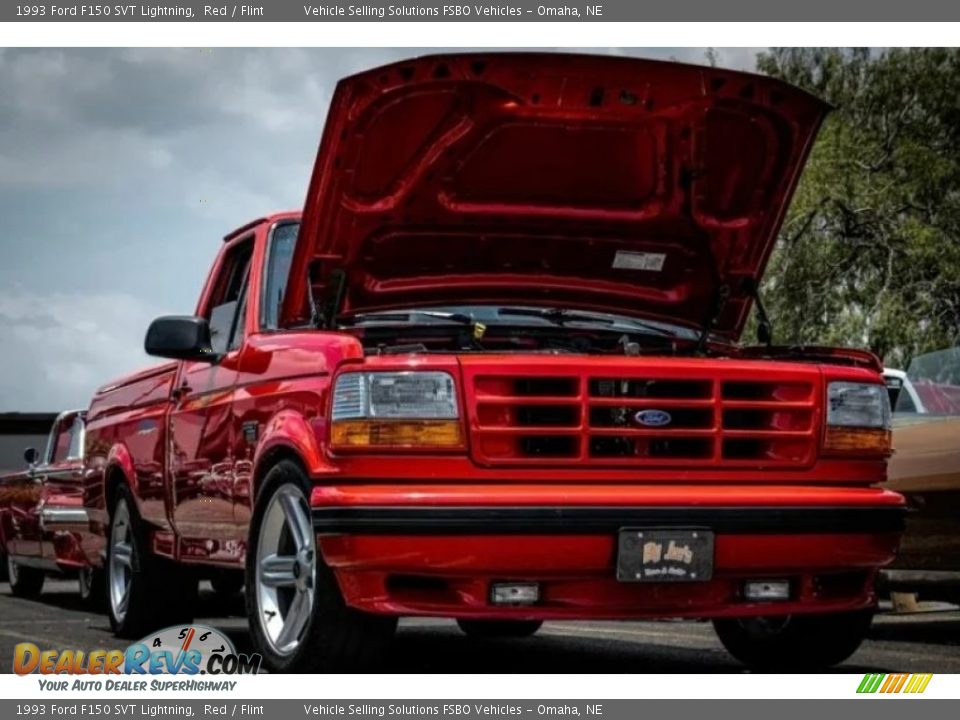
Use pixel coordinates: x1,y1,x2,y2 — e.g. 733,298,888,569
168,234,253,558
230,220,299,528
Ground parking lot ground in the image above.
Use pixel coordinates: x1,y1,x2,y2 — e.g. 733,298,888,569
1,580,959,674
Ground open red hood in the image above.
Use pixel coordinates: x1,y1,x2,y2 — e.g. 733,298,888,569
282,53,828,339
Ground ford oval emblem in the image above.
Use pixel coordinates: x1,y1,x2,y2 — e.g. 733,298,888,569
634,409,672,427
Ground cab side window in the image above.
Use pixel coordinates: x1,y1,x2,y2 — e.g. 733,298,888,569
895,388,918,414
50,416,83,463
50,424,72,464
66,416,84,460
207,237,253,355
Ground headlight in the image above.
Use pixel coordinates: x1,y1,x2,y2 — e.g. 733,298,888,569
824,381,891,455
827,381,891,428
330,371,462,449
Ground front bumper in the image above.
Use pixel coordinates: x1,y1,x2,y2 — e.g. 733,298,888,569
312,484,905,620
313,505,904,535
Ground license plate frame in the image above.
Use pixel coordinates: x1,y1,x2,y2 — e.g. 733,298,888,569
616,528,714,582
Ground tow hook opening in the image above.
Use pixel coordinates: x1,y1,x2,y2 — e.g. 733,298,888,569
743,579,792,601
490,582,541,606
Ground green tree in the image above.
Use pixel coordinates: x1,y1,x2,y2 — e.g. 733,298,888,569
750,48,960,368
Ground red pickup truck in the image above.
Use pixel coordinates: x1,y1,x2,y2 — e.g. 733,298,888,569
81,54,904,672
0,410,100,602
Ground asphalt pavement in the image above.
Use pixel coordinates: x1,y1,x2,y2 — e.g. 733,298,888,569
2,579,959,674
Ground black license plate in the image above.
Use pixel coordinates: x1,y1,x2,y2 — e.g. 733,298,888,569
616,528,714,582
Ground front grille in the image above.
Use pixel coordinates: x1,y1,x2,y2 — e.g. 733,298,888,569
467,365,819,468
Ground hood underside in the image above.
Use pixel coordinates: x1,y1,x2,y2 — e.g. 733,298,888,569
282,53,828,339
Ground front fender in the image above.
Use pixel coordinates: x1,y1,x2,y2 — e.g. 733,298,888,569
252,410,338,499
103,442,139,511
77,442,139,538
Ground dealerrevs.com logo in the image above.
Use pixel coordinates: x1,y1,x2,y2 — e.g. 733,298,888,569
14,625,261,686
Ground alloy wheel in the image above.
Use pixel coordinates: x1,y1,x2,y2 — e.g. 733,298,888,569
255,485,317,656
109,498,134,622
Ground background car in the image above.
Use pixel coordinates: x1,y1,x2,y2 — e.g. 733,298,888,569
884,348,960,603
0,409,103,604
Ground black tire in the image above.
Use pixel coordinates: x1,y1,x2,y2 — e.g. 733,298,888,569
245,460,397,672
107,485,198,638
78,566,106,610
713,609,874,671
457,619,543,638
7,555,45,599
210,570,244,596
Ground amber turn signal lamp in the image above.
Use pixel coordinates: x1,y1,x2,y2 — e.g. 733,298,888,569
331,419,463,449
823,426,892,456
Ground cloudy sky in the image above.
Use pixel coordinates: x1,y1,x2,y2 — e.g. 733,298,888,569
0,47,762,412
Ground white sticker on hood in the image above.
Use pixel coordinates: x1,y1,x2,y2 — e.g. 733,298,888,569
612,251,666,272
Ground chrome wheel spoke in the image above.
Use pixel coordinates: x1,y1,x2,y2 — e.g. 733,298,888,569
116,586,130,614
259,554,297,588
280,492,311,552
113,542,133,570
275,588,311,650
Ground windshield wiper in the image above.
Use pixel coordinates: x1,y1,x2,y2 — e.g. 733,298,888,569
343,310,487,347
497,307,674,337
498,307,611,325
345,310,476,326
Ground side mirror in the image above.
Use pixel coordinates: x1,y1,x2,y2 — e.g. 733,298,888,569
145,315,219,362
24,447,39,466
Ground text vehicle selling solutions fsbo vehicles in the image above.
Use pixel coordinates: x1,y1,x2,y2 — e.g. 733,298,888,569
78,54,904,672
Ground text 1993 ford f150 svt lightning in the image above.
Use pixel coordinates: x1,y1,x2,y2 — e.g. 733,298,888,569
77,54,904,672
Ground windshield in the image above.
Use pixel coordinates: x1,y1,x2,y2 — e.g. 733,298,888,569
895,347,960,416
343,305,699,340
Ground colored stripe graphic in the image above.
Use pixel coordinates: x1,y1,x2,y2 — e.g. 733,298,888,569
857,673,933,694
893,674,909,693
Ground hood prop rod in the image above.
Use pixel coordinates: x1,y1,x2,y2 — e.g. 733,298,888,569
695,284,730,355
743,277,774,349
743,278,773,350
306,262,348,330
306,260,323,328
